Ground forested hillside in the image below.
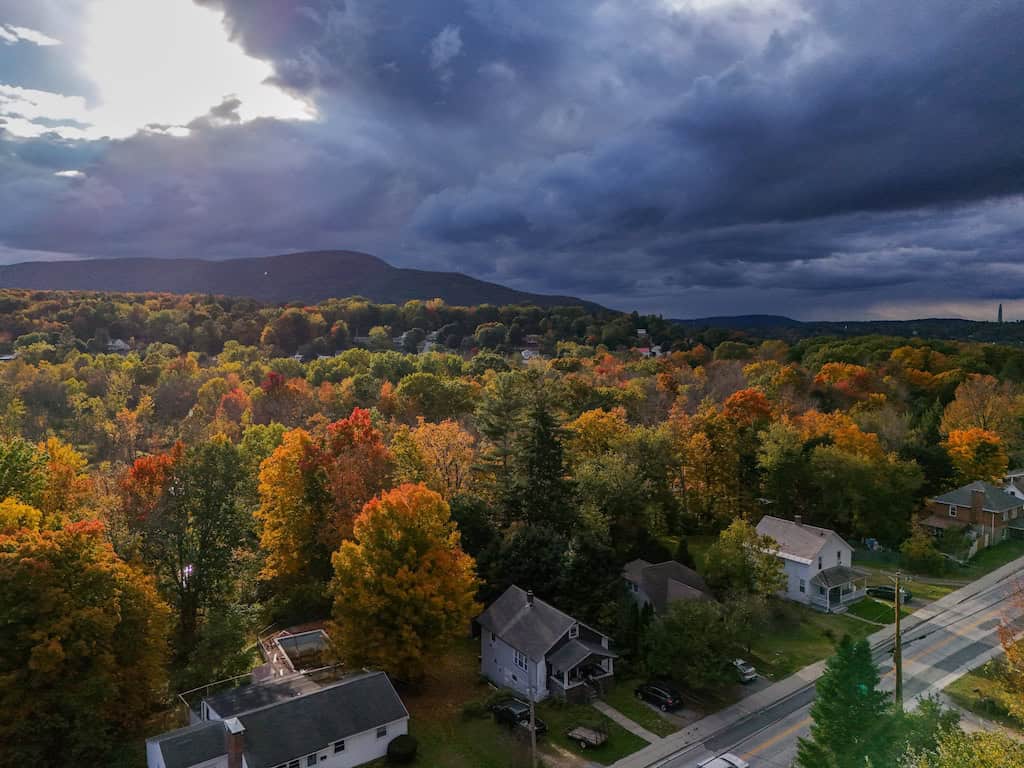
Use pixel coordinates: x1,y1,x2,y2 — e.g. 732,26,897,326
1,288,1023,764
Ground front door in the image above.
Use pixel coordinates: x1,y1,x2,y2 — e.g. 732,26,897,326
828,586,841,608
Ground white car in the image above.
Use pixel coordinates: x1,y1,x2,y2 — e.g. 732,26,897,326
698,754,750,768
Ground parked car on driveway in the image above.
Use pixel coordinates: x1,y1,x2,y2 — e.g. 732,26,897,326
634,681,683,711
866,585,912,603
698,753,750,768
491,698,548,735
732,658,757,683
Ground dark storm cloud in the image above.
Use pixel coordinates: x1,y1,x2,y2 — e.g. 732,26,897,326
2,0,1024,318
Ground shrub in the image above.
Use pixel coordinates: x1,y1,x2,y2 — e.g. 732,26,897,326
900,526,948,575
387,734,418,764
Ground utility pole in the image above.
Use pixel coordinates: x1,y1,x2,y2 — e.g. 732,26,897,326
893,570,904,711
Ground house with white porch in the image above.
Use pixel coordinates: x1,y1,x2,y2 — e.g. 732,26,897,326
756,515,867,613
476,585,616,703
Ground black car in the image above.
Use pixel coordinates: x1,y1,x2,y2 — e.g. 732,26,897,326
491,698,548,735
635,681,683,711
866,585,912,603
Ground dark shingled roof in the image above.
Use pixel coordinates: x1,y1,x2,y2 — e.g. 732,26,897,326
932,481,1023,513
547,639,617,672
477,586,577,661
239,671,408,768
624,559,711,611
203,673,320,718
810,565,866,589
151,721,226,768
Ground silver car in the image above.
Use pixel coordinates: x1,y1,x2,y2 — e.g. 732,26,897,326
698,754,750,768
732,658,757,683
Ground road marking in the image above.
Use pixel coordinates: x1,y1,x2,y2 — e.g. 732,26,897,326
738,605,1008,760
740,716,811,758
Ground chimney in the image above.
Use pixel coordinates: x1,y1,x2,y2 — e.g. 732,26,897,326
794,515,802,526
526,590,534,607
971,487,985,514
224,718,245,768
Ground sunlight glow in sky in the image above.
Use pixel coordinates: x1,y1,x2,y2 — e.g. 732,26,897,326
0,0,314,140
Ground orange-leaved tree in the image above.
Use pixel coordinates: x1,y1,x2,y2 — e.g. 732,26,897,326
329,483,479,682
943,427,1008,483
0,520,170,765
410,418,475,499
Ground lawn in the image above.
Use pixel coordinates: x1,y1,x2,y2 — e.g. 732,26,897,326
400,638,648,767
748,602,875,679
537,699,649,764
601,679,680,738
845,597,912,624
958,539,1024,579
945,657,1022,732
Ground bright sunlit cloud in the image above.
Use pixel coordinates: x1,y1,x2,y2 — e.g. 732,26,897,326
0,24,61,46
0,0,314,140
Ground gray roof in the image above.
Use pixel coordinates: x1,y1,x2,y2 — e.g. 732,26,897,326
1007,468,1024,477
624,559,711,611
151,721,226,768
756,516,846,563
203,673,320,718
238,671,408,768
810,565,865,588
547,639,617,672
932,481,1023,513
477,586,578,661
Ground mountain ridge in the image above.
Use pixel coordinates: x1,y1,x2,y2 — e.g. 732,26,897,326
0,250,601,309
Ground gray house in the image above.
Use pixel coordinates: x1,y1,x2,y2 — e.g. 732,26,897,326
623,559,712,612
476,585,616,703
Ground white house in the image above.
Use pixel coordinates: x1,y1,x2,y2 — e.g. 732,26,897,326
755,515,866,613
146,671,408,768
476,585,616,703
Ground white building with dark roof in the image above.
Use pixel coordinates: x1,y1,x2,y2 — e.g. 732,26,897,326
476,585,615,703
756,515,866,613
146,671,408,768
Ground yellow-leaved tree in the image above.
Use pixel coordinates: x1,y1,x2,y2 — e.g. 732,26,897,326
329,483,479,682
943,427,1008,483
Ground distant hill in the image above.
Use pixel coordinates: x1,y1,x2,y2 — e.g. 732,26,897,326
674,315,1024,344
0,250,600,309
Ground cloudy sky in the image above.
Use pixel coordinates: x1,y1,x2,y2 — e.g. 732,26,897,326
1,0,1023,320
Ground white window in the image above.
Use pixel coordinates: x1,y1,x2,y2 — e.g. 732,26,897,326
514,649,528,671
569,624,579,639
837,550,842,565
307,756,317,767
799,579,806,594
489,630,495,645
949,506,957,518
334,740,345,753
818,586,825,595
377,726,388,739
630,581,639,593
818,556,822,570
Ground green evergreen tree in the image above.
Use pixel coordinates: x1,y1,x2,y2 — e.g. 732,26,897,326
474,372,527,521
796,635,893,768
513,394,575,533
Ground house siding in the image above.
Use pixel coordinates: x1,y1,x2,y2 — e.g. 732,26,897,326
481,632,547,701
780,558,811,605
305,716,409,768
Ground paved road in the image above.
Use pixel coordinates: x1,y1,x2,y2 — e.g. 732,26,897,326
656,572,1024,768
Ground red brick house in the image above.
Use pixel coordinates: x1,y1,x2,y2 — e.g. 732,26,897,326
920,480,1024,553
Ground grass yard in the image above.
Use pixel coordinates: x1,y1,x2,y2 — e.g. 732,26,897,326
845,597,912,624
601,679,680,737
945,657,1023,732
959,539,1024,580
536,700,650,764
400,638,648,767
748,603,875,679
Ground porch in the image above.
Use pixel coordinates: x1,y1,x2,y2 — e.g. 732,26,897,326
546,639,616,702
809,565,868,613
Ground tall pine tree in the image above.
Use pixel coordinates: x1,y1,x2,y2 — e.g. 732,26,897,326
796,635,893,768
514,392,575,533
